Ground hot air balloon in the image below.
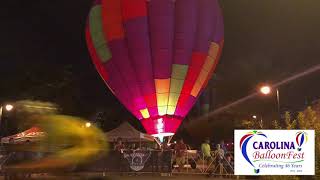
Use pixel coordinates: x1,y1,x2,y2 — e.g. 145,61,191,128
86,0,224,140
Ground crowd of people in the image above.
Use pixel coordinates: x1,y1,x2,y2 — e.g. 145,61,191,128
173,138,233,172
0,137,234,176
111,137,234,173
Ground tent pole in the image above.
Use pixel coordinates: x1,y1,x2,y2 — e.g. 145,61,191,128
154,137,161,147
168,135,173,144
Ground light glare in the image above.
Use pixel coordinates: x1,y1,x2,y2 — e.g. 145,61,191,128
85,122,91,128
5,104,14,111
260,86,271,95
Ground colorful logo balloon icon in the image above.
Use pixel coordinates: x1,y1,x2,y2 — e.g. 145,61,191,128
240,131,267,174
296,131,308,151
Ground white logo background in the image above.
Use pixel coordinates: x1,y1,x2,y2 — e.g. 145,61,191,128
234,130,315,175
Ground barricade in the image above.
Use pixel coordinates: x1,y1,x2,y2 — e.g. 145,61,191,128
0,148,234,177
79,149,234,176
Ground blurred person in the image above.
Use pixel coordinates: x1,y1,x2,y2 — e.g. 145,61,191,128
169,141,175,150
226,153,233,167
201,138,212,166
174,139,187,172
206,144,226,177
215,144,225,164
140,142,147,150
131,143,137,150
220,140,227,153
4,115,108,174
161,143,172,173
152,143,161,172
114,138,126,172
201,138,212,158
114,138,125,152
210,141,216,150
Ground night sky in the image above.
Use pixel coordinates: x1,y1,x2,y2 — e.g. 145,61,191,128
1,0,320,137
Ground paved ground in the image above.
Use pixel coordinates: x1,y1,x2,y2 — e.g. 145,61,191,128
0,174,234,180
43,176,231,180
108,176,232,180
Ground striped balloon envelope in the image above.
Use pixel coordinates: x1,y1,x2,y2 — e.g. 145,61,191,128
86,0,224,139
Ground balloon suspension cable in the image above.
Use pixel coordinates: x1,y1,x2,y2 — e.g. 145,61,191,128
154,137,161,147
167,135,174,144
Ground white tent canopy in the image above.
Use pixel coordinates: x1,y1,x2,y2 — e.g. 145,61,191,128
1,126,45,144
105,122,154,142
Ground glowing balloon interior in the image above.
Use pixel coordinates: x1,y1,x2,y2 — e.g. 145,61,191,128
86,0,224,138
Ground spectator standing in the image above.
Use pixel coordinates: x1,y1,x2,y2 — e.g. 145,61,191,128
220,140,228,153
215,144,225,164
114,138,125,152
174,139,187,172
201,138,212,166
161,143,172,173
201,138,212,158
114,138,126,172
